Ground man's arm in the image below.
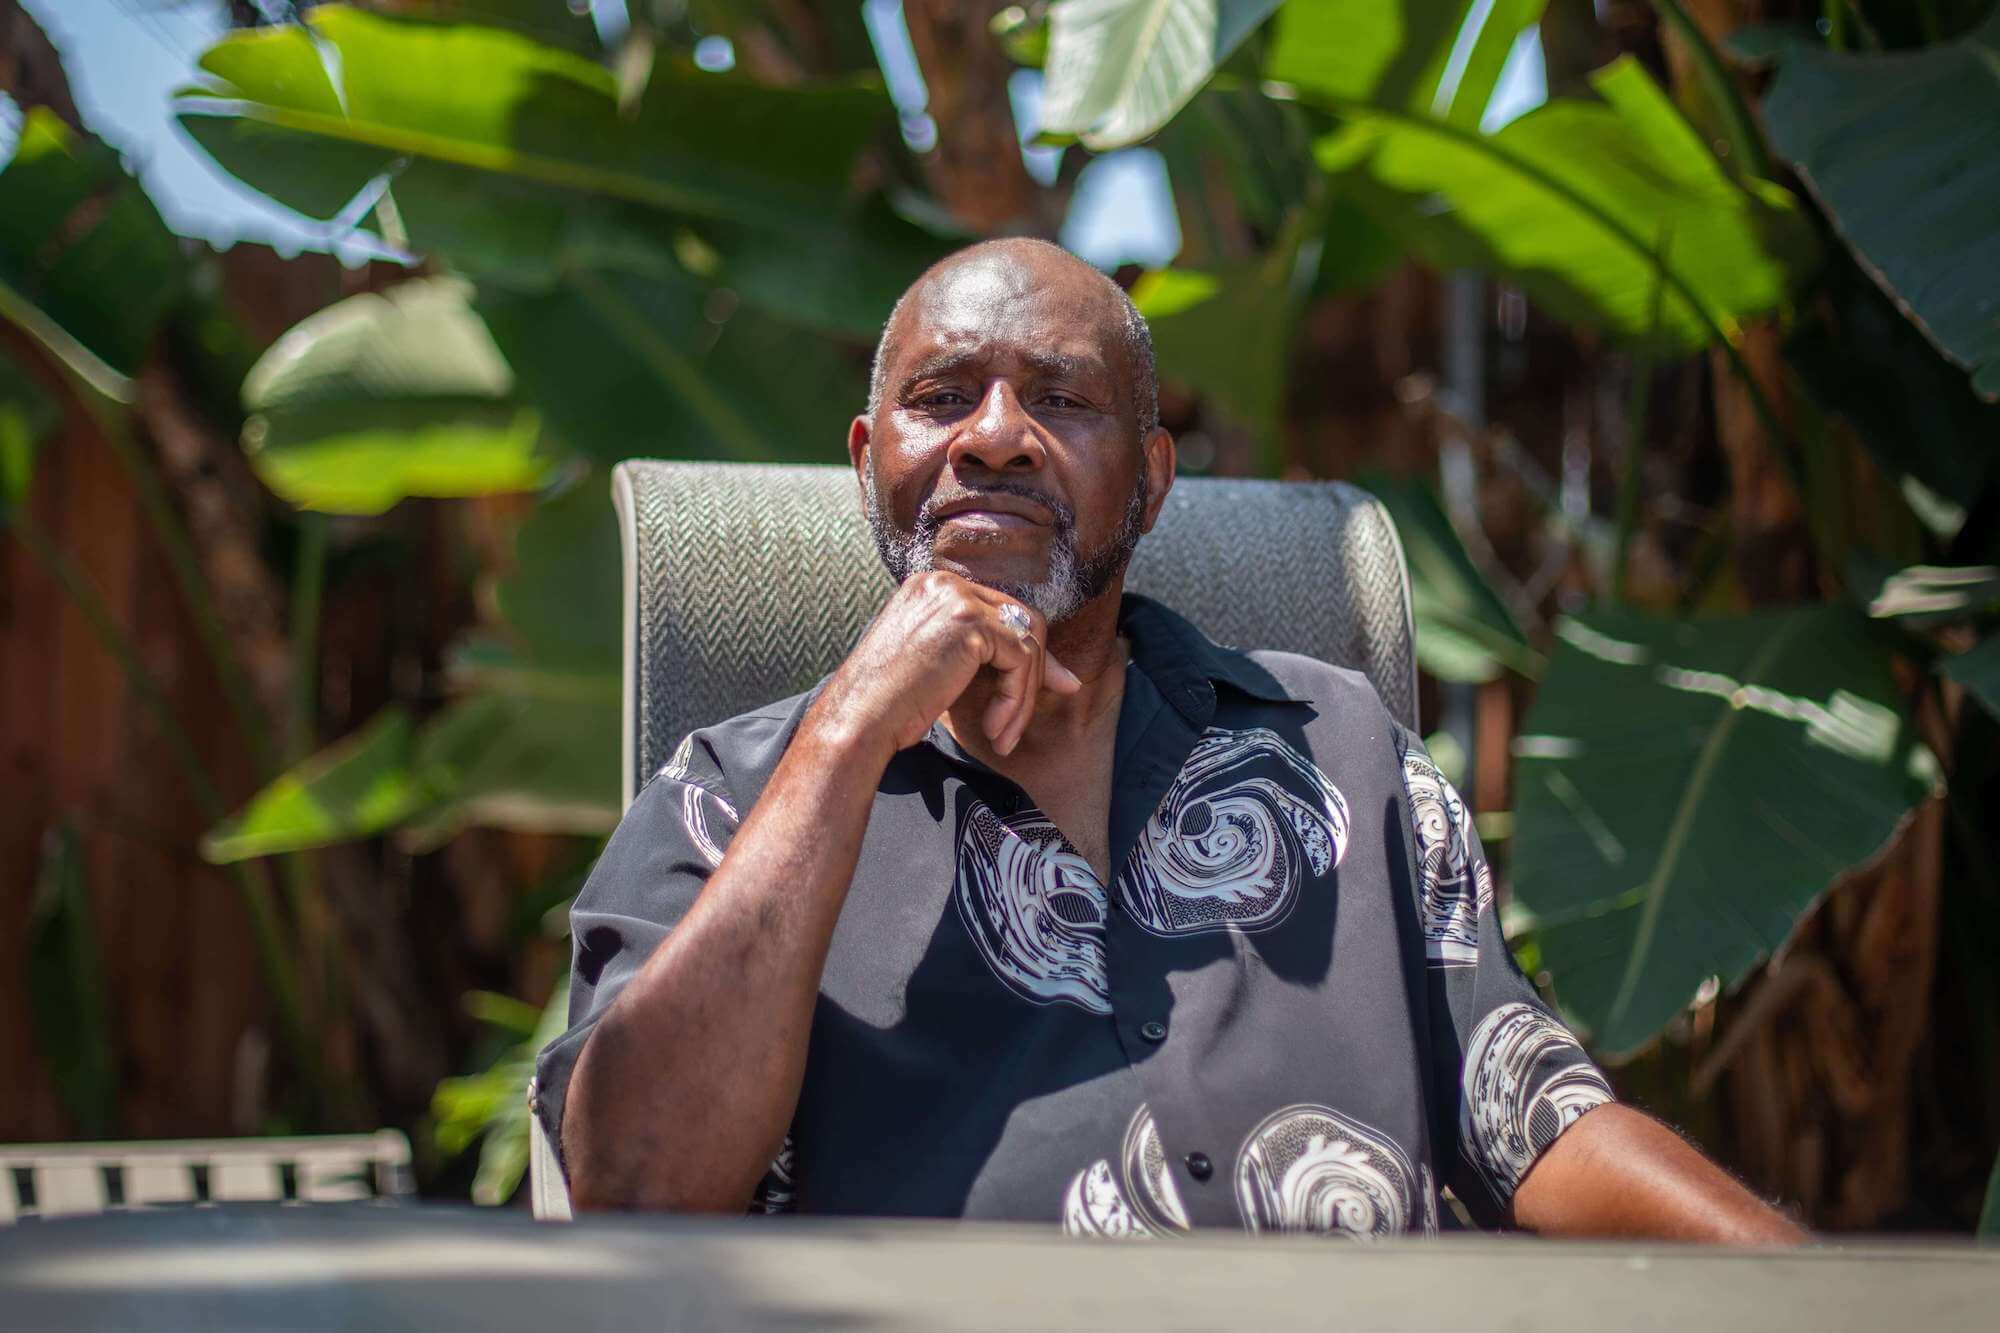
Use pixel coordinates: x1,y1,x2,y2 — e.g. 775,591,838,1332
1512,1103,1808,1243
562,572,1074,1212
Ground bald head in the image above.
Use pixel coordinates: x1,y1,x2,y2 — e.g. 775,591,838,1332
867,238,1158,439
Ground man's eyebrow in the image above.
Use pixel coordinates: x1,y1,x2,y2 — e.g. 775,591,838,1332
896,349,1111,386
1023,350,1111,381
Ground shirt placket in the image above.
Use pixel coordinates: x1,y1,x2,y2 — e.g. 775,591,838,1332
1098,663,1244,1229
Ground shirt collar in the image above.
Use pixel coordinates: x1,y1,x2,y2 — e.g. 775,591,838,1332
919,591,1311,767
1117,591,1311,714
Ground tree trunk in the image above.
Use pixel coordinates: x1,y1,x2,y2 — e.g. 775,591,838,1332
901,0,1054,237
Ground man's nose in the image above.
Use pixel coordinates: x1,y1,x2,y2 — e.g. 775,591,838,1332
947,382,1045,473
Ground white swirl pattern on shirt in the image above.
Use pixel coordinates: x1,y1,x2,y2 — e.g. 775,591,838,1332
1398,737,1491,967
955,801,1112,1014
1062,1104,1190,1238
1460,1002,1615,1197
660,733,739,870
1235,1104,1427,1239
1120,726,1350,936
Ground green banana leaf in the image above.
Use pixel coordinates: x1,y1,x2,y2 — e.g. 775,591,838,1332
1132,242,1303,458
1037,0,1284,150
1360,473,1541,683
1760,11,2000,399
475,268,866,469
1785,257,2000,513
1266,0,1546,125
1311,58,1817,352
177,5,944,335
241,278,549,514
1512,606,1928,1057
434,967,572,1206
203,483,622,861
0,108,183,398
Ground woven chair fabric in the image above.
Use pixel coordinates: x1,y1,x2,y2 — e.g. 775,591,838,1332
613,461,1417,805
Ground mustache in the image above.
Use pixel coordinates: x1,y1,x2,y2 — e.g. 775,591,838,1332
916,481,1073,532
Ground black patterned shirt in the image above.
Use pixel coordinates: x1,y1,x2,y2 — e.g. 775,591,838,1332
534,592,1612,1234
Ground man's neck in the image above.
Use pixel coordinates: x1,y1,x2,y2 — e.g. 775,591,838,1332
942,585,1130,762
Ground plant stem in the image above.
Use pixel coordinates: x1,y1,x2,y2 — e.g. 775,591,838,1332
288,513,328,763
9,512,325,1105
281,512,338,1077
12,515,224,812
84,396,280,777
1823,0,1848,50
1649,0,1775,181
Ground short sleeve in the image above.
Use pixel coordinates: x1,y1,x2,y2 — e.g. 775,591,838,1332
1396,727,1614,1226
532,731,794,1211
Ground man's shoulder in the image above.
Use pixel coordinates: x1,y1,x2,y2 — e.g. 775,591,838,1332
646,681,828,795
1231,645,1400,723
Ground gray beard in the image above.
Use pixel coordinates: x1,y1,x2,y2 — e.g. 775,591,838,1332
864,467,1148,625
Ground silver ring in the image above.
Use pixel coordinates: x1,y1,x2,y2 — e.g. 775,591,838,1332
998,603,1033,639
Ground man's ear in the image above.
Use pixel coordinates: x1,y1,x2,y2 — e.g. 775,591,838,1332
1139,426,1176,534
848,415,872,503
848,415,871,472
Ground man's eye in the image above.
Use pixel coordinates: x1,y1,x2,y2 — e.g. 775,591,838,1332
921,390,970,407
1042,393,1084,409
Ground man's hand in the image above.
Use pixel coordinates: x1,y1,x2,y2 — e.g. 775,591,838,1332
1512,1103,1809,1243
564,573,1079,1212
811,570,1081,761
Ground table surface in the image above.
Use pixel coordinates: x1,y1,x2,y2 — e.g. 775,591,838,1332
2,1203,1996,1332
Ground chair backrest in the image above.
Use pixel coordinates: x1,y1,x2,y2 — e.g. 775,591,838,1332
528,459,1421,1222
0,1132,413,1222
608,460,1418,806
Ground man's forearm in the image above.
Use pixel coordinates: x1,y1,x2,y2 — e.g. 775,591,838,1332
1511,1103,1808,1243
563,707,892,1212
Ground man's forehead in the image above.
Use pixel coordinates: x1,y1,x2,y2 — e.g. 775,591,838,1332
890,251,1125,375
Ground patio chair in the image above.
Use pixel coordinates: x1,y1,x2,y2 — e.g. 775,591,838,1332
0,1131,414,1221
528,459,1420,1221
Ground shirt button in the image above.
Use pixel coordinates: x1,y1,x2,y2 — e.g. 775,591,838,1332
1139,1019,1168,1043
1184,1152,1213,1181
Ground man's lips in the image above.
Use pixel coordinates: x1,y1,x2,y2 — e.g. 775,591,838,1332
938,508,1045,532
929,494,1055,529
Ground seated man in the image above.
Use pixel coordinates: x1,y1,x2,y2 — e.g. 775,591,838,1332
535,238,1801,1241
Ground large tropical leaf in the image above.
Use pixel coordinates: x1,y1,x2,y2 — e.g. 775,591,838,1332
1760,11,2000,399
0,109,182,398
1786,256,2000,512
1266,0,1545,125
177,6,941,334
241,267,865,513
1360,473,1541,683
204,484,621,861
241,278,548,514
394,0,605,54
1042,1,1549,154
476,269,866,467
1310,58,1816,351
433,969,571,1205
1512,607,1927,1057
1131,243,1301,456
1038,0,1284,149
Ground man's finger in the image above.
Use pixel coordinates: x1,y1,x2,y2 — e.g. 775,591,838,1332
999,631,1043,756
978,611,1037,742
1044,654,1082,694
